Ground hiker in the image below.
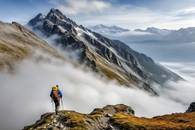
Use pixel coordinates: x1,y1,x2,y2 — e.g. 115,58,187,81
50,85,63,114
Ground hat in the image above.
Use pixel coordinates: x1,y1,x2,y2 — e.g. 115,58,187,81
52,86,58,91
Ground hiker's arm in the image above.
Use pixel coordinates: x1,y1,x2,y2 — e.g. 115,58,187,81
50,91,53,98
58,90,62,98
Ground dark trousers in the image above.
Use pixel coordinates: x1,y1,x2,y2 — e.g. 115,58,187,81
53,98,60,114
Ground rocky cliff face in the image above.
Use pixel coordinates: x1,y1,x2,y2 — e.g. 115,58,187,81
28,9,182,94
24,104,195,130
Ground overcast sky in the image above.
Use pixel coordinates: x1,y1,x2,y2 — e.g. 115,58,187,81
1,0,195,29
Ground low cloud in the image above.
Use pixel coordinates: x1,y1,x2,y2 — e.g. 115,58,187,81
176,7,195,17
161,62,195,80
99,30,156,44
0,51,195,129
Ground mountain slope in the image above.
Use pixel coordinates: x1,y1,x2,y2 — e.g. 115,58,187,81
0,21,64,71
28,9,182,94
24,104,195,130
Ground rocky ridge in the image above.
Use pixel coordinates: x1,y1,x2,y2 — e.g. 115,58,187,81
24,104,195,130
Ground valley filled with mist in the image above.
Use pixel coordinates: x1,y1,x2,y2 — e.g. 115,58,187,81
1,49,195,130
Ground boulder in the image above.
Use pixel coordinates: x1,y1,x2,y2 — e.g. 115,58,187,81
90,104,135,116
186,102,195,113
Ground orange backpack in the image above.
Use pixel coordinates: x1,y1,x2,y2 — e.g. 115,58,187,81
52,90,59,100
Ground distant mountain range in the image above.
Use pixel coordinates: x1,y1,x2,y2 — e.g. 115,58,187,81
27,9,182,94
89,25,195,43
89,24,129,34
135,27,172,36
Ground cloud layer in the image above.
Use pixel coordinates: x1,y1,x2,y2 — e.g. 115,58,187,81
0,51,195,129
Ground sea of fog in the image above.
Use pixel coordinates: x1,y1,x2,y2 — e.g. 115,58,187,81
0,50,195,129
128,42,195,62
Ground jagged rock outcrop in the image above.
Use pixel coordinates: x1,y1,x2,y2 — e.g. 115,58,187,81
23,104,134,130
91,104,135,116
28,9,182,94
24,104,195,130
186,102,195,113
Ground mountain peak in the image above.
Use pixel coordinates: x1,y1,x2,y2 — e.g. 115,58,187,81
28,13,44,26
45,8,77,27
28,8,78,34
47,8,64,19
